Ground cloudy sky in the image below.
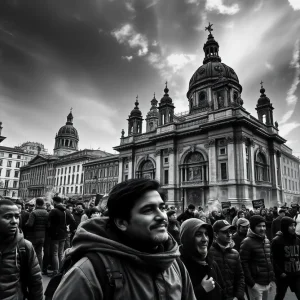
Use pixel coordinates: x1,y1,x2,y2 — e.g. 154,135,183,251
0,0,299,156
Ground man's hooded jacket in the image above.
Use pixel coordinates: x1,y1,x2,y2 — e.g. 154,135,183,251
179,218,225,300
53,217,196,300
0,229,43,300
271,216,300,278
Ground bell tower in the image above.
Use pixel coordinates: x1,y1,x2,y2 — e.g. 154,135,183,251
127,96,143,135
256,81,274,126
158,82,175,126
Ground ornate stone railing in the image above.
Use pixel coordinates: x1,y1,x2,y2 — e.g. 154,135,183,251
177,117,208,129
157,124,176,134
180,180,208,187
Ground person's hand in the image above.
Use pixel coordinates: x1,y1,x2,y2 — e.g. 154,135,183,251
268,281,276,292
252,284,260,292
280,273,287,278
232,297,238,300
201,275,215,292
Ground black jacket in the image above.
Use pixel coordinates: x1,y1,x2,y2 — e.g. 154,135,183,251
210,242,245,300
271,217,300,278
48,204,76,240
180,250,225,300
26,207,49,238
177,210,194,224
232,232,247,252
240,230,275,287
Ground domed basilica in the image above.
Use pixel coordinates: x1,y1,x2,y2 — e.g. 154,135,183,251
54,110,79,156
114,24,300,209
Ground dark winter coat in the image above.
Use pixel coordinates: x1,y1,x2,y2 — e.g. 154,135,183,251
26,207,49,238
177,210,194,224
0,229,43,300
72,211,83,228
209,242,245,300
240,229,275,287
48,204,76,240
232,231,247,252
271,217,300,278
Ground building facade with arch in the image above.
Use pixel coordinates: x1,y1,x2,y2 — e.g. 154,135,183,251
113,28,300,210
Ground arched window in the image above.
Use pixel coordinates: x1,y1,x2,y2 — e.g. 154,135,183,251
262,114,266,124
255,152,269,182
182,151,207,182
137,160,155,179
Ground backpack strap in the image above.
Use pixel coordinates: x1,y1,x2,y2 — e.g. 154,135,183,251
17,238,29,299
85,252,123,300
176,257,186,300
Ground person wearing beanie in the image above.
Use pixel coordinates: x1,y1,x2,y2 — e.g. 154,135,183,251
232,218,250,252
177,204,195,224
271,217,300,300
271,209,285,240
180,218,225,300
167,210,181,244
240,215,275,300
232,210,246,228
209,220,245,300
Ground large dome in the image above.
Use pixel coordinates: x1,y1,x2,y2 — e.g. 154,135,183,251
189,61,240,91
57,124,79,139
187,28,242,98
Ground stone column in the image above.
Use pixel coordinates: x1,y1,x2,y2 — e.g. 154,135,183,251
168,147,175,185
208,139,216,183
128,156,133,179
227,136,236,180
118,158,123,183
155,150,161,183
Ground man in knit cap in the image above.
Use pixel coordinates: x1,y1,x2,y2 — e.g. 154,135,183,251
232,218,250,252
180,218,225,300
210,220,245,300
271,216,300,300
177,204,195,224
240,215,275,300
271,208,285,239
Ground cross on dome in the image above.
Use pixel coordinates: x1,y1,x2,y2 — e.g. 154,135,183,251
205,22,213,35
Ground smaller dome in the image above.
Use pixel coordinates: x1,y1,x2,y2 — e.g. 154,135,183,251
160,83,173,104
130,96,142,117
257,85,270,106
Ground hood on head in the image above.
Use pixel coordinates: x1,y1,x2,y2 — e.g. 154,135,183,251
281,216,296,235
180,218,213,255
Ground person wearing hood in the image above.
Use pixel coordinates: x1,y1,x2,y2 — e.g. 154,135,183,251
0,199,43,300
271,216,300,300
52,178,196,300
271,208,285,239
210,220,245,300
48,196,76,277
240,215,275,300
180,218,225,300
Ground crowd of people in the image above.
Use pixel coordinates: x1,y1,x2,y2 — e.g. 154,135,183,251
0,178,300,300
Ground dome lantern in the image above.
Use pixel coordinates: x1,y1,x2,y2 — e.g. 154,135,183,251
128,95,143,135
203,22,221,64
256,81,274,126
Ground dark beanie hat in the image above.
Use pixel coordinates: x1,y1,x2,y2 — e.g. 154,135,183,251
188,204,195,210
250,215,265,231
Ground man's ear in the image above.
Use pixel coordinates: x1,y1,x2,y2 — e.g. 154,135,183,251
114,218,129,231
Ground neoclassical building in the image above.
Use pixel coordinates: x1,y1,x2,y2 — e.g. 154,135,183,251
19,111,113,200
114,27,300,209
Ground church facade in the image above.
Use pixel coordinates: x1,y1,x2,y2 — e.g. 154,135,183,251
114,28,300,210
